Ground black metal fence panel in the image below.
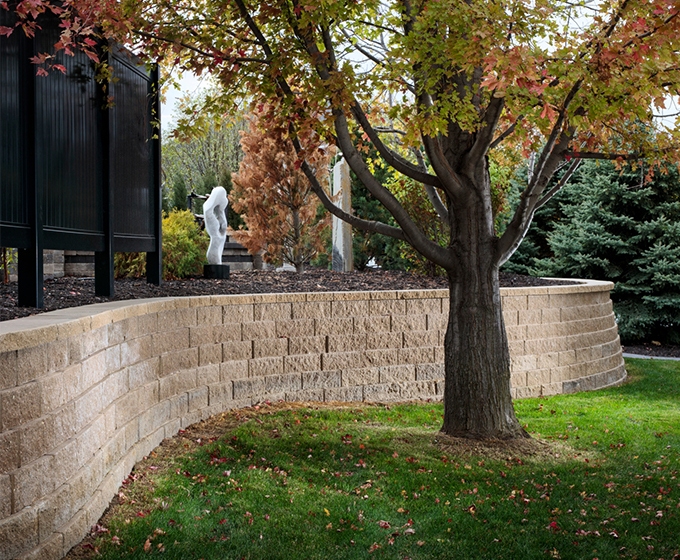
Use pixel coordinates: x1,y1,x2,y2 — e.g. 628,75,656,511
33,22,103,242
0,10,25,236
111,50,155,248
0,12,162,304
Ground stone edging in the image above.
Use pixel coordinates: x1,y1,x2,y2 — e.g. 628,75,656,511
0,279,625,560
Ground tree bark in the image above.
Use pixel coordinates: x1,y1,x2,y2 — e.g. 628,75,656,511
441,168,528,440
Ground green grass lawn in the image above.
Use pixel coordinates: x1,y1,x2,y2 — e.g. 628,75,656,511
80,359,679,559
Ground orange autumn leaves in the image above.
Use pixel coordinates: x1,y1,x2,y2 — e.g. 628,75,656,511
231,104,332,272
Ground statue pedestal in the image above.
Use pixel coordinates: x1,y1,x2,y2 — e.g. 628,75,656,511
204,264,230,279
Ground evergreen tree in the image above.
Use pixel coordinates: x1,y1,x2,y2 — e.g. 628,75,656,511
530,161,680,344
172,175,189,211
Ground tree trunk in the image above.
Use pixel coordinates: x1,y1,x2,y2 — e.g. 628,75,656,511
441,185,528,440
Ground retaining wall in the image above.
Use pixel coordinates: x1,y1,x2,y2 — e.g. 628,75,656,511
0,279,625,559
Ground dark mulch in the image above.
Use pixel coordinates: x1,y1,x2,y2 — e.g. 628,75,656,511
1,269,568,323
621,342,680,358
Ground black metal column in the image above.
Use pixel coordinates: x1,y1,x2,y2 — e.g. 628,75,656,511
17,32,42,308
146,64,162,285
94,48,114,297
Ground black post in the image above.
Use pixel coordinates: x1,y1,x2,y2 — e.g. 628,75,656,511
94,46,114,297
17,32,43,308
146,64,162,285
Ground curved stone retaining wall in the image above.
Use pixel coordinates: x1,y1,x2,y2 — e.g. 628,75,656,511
0,279,624,559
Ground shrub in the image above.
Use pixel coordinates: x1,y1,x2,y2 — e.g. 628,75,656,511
114,210,209,280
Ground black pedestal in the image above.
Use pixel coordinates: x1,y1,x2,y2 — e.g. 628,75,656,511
204,264,230,279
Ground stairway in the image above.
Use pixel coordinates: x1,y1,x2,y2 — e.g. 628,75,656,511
221,234,255,271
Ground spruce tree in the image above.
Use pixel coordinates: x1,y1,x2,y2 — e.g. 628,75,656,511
531,161,680,344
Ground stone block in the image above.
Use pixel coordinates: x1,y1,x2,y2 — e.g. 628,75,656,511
510,371,527,388
526,368,551,387
354,315,391,333
254,302,292,321
81,326,108,358
535,352,560,369
291,301,331,320
527,294,551,309
366,331,402,350
505,325,528,342
518,308,543,326
364,382,401,402
215,323,242,342
197,305,223,326
322,351,366,371
189,324,221,347
120,335,154,368
398,347,434,365
514,385,542,399
558,350,577,366
160,348,199,377
315,317,354,336
159,369,197,400
510,354,536,373
253,338,289,358
222,340,253,361
108,317,139,346
331,300,369,318
153,328,190,357
405,298,442,315
327,334,367,353
301,371,341,389
158,307,197,330
369,299,405,316
60,508,90,557
13,455,55,512
249,356,284,377
222,303,255,324
15,345,48,386
364,349,399,367
415,363,444,381
19,418,49,467
541,308,562,324
284,354,321,373
391,314,427,332
0,507,39,560
197,364,220,386
289,336,326,355
426,313,448,331
209,382,232,405
233,378,264,399
288,389,324,402
275,319,315,338
220,360,249,381
127,358,159,390
502,295,528,311
137,312,158,336
403,330,438,348
379,365,415,383
188,386,209,412
139,401,171,439
242,321,276,340
264,373,301,394
0,350,17,391
0,427,20,473
400,380,437,399
325,386,363,402
2,382,42,431
0,475,10,518
341,368,379,387
198,344,222,366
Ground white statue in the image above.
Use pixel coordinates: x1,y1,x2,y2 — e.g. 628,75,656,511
203,186,229,265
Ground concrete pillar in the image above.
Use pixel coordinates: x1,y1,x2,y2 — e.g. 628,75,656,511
331,157,353,272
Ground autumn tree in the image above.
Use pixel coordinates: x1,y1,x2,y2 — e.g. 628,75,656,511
9,0,680,440
231,105,331,272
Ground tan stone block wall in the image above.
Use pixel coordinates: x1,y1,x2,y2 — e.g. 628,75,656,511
0,279,624,560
